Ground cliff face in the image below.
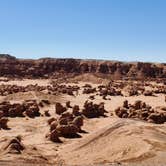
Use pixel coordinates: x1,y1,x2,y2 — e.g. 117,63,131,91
0,54,166,79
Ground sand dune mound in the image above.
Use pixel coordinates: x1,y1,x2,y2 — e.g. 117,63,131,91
60,119,166,165
3,91,63,104
70,73,109,84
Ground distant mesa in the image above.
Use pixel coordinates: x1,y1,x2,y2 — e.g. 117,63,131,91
0,54,16,60
0,54,166,79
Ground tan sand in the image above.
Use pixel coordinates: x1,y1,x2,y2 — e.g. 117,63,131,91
0,78,166,166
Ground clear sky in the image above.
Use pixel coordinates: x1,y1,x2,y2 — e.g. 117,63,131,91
0,0,166,62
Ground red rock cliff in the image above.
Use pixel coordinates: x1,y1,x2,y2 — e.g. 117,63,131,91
0,54,166,79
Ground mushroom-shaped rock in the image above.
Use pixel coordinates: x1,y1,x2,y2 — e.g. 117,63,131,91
55,102,67,115
133,100,142,110
0,117,9,129
66,101,72,108
123,100,128,108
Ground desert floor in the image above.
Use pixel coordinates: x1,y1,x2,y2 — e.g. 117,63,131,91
0,78,166,166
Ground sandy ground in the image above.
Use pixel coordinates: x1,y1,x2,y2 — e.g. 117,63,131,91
0,79,166,166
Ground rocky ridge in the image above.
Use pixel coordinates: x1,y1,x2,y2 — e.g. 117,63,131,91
0,54,166,79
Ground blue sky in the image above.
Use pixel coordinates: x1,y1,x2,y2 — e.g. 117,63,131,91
0,0,166,62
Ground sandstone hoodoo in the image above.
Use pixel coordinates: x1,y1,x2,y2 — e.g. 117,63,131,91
0,84,47,96
72,105,81,116
83,87,96,94
50,83,80,96
8,103,24,117
23,100,41,118
55,102,67,115
115,100,166,124
0,100,41,118
56,124,79,138
72,116,84,132
47,115,84,141
66,101,72,108
0,101,24,118
0,117,9,129
98,85,122,97
82,101,107,118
